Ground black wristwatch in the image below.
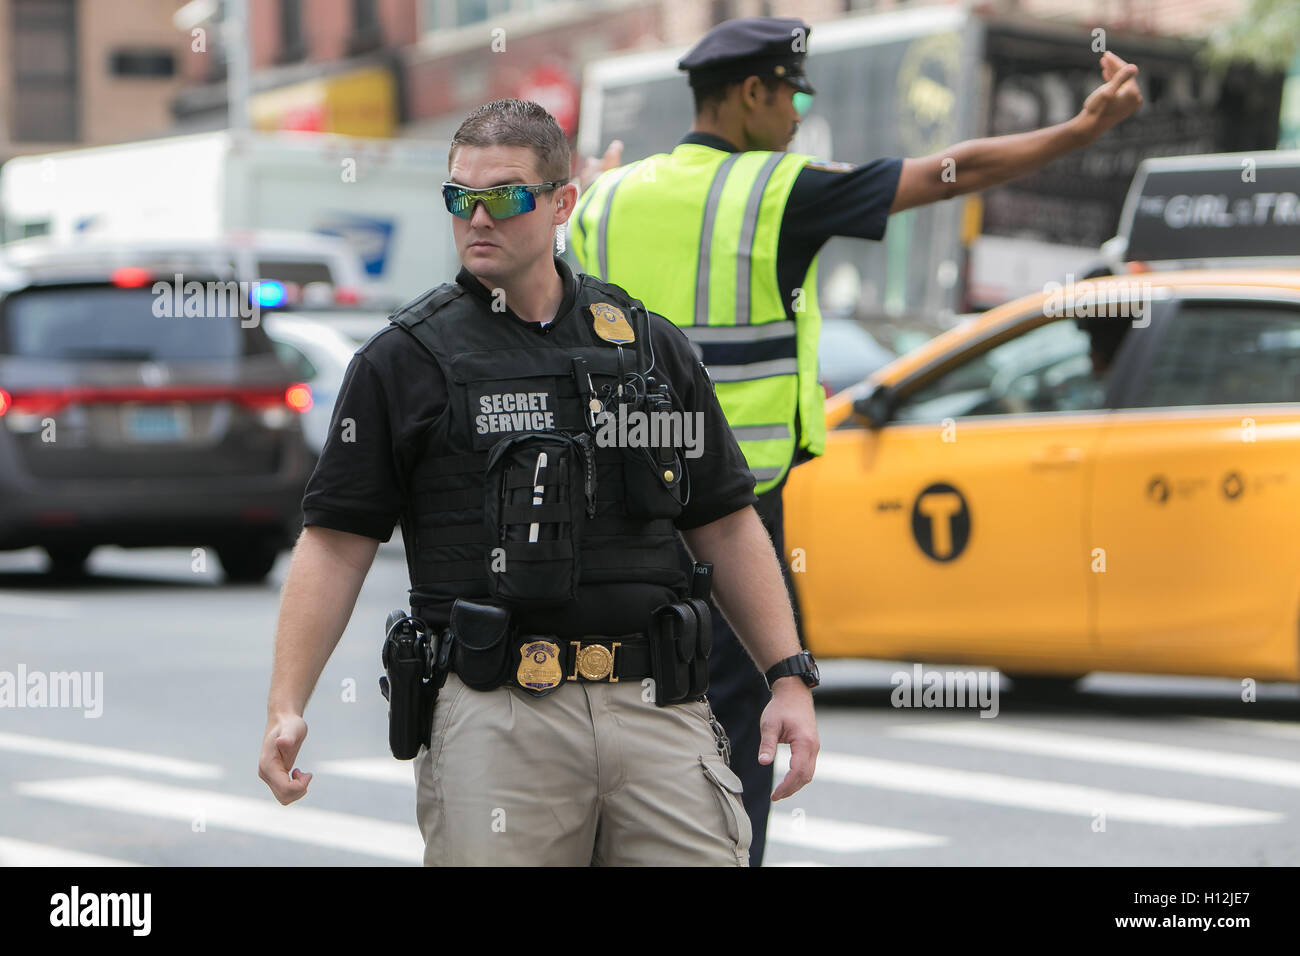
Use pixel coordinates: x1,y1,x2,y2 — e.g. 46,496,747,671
764,650,820,689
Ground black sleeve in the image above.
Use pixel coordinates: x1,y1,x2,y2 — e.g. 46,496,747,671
782,157,903,247
301,347,405,542
647,316,758,530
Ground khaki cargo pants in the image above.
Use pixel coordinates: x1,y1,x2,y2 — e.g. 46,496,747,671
412,671,752,866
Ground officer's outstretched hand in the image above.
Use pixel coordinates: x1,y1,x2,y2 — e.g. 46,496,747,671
1077,51,1143,139
759,682,819,800
259,714,313,805
578,140,624,194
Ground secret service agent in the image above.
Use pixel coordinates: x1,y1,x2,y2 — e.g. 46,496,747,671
260,97,819,866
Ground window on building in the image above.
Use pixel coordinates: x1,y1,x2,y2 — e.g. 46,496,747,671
422,0,568,32
11,0,78,142
348,0,384,54
109,49,176,78
279,0,306,63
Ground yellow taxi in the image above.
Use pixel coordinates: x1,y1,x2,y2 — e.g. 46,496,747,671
784,268,1300,685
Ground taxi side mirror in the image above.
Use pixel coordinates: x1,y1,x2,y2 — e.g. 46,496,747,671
851,383,892,429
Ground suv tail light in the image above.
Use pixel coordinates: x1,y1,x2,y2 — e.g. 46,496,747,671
111,266,154,288
0,384,311,415
284,383,313,412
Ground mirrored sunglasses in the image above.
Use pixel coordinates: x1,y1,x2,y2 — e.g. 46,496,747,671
441,181,567,220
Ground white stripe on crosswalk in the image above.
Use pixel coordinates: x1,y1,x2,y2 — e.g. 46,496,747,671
16,776,423,863
319,758,949,855
767,861,829,867
767,813,946,853
1189,717,1300,741
319,758,414,786
892,722,1300,788
0,835,140,867
0,594,83,619
775,752,1281,826
0,731,222,780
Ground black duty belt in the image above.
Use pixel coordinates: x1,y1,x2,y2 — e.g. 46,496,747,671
508,633,650,685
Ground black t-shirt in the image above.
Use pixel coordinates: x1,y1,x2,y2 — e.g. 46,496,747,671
302,255,757,546
677,131,902,322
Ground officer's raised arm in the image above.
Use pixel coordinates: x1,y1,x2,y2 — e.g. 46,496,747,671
680,508,819,801
890,51,1143,213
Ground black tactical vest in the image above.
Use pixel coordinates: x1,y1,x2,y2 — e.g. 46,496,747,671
391,275,688,636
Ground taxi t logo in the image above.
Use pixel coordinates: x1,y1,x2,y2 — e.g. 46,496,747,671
911,483,971,561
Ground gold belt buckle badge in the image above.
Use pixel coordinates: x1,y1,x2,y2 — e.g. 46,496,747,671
569,640,620,682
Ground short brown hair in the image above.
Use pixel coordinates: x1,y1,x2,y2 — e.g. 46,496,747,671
449,99,570,183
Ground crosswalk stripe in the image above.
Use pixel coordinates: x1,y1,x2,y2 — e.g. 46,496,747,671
333,744,1280,829
892,723,1300,788
0,835,141,867
775,752,1281,826
767,813,946,853
1188,717,1300,741
16,776,423,864
320,758,949,854
0,731,222,780
319,758,414,786
0,594,83,619
767,860,829,867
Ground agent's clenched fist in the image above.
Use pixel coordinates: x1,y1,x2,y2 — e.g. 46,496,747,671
259,713,313,805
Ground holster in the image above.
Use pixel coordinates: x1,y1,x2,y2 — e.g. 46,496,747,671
647,597,712,706
379,610,440,760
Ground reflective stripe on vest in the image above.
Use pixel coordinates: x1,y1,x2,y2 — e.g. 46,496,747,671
571,144,825,495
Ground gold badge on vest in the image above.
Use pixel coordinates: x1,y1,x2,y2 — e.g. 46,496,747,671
517,640,563,693
590,302,635,344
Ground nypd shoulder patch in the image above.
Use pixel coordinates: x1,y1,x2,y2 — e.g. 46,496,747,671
804,159,857,173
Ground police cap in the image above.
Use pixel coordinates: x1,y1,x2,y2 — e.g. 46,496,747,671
677,17,816,95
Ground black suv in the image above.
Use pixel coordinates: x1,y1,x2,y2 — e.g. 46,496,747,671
0,248,314,581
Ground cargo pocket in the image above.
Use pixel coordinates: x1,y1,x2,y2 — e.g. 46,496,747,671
699,756,751,866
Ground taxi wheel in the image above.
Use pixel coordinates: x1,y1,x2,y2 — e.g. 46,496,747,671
1007,674,1084,699
216,540,281,583
45,545,92,579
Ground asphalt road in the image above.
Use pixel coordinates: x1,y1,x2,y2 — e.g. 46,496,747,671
1,543,1298,867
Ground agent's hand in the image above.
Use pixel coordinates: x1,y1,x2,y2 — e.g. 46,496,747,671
578,139,624,194
758,680,819,800
1077,51,1143,139
259,713,313,805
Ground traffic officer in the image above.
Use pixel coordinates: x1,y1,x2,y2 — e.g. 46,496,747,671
257,98,819,866
571,15,1143,864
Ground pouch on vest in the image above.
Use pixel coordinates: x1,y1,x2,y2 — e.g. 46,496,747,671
616,383,685,520
448,599,513,691
648,597,711,706
483,431,596,607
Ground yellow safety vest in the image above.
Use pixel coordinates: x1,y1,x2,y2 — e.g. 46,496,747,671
569,143,825,495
